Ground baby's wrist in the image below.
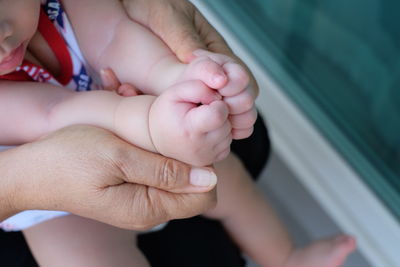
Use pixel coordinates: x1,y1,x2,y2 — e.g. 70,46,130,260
145,55,186,96
113,95,158,153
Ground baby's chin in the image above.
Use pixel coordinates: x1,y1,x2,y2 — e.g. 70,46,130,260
0,43,27,75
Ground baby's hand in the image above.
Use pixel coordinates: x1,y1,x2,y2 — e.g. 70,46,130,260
180,50,257,140
148,80,232,167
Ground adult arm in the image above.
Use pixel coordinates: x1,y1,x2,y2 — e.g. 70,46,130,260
0,125,217,229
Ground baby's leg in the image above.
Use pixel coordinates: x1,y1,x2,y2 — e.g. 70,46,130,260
23,215,149,267
204,153,356,267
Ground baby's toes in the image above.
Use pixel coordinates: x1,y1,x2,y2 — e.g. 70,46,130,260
187,100,229,133
184,57,228,89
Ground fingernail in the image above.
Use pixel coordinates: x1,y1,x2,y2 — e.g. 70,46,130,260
100,69,111,87
190,168,217,187
100,68,108,78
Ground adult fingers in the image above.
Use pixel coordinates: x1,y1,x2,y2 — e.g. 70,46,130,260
193,10,233,57
100,68,121,91
117,84,140,97
150,3,208,63
115,143,218,194
100,68,140,97
101,182,217,230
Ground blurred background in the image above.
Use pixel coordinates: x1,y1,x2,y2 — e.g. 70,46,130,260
193,1,400,266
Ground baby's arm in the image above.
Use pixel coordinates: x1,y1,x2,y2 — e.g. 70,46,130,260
62,0,184,96
0,81,155,151
0,81,228,166
63,0,228,97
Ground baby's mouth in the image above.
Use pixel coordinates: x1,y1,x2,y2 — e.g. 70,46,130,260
0,44,25,73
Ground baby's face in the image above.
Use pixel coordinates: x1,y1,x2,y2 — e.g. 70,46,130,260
0,0,41,75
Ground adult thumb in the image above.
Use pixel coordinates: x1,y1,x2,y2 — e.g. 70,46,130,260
119,147,217,194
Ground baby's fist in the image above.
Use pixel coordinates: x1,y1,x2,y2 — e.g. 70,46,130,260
148,80,232,166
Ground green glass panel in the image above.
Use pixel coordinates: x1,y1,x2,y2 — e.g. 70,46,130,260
201,0,400,217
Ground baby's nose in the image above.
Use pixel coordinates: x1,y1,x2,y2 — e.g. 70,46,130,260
0,21,12,41
0,21,13,56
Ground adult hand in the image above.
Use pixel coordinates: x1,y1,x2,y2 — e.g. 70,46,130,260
121,0,259,97
0,125,217,230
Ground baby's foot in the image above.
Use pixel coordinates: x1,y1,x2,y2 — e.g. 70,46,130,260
284,235,356,267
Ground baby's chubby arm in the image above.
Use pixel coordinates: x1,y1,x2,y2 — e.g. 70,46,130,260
0,81,229,166
62,0,187,96
0,81,155,151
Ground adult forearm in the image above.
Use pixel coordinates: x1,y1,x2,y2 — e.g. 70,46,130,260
0,148,25,221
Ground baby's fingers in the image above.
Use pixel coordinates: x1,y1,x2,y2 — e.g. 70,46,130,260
169,80,221,105
192,50,249,97
230,107,258,130
187,101,229,133
206,120,232,144
224,88,256,115
218,62,250,97
213,135,232,156
232,127,254,140
184,57,228,89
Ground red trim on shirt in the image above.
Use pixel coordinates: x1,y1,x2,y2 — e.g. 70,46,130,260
0,70,33,82
37,9,72,85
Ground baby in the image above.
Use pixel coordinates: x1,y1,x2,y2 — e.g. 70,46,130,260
0,0,356,266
